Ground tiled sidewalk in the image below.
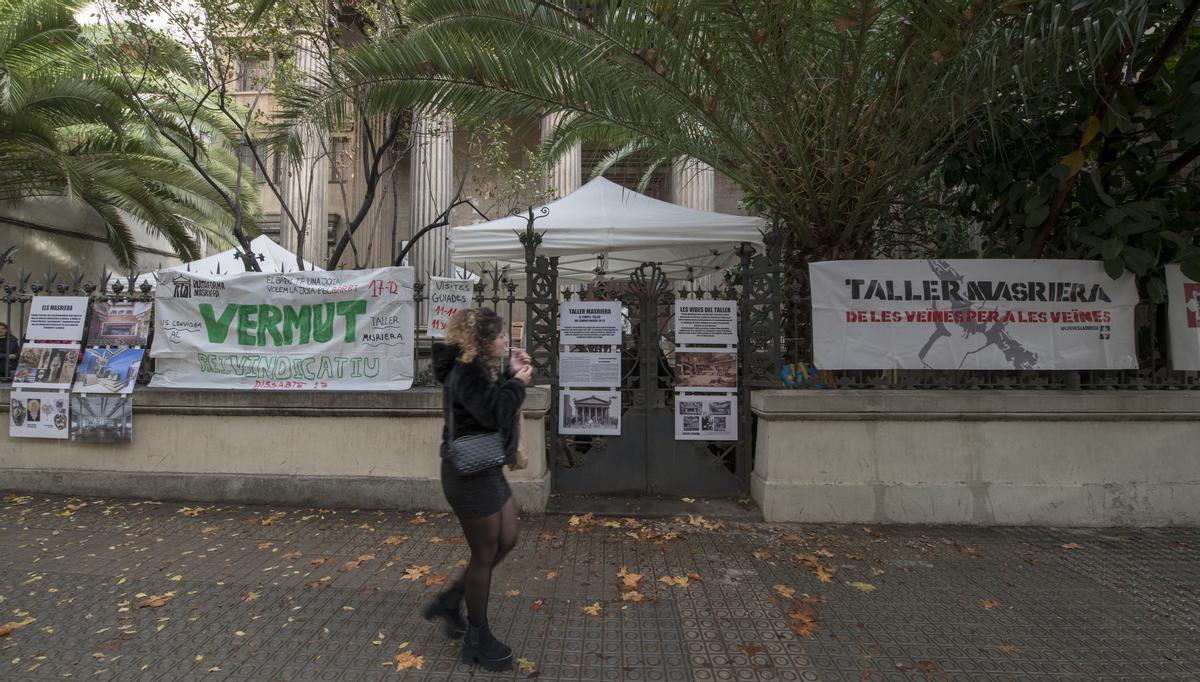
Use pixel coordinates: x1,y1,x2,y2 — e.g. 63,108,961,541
0,493,1197,681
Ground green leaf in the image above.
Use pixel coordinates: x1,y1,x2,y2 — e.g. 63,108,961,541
1160,231,1188,249
1025,206,1050,228
1101,238,1123,262
1182,259,1200,283
1121,246,1156,275
1104,258,1126,280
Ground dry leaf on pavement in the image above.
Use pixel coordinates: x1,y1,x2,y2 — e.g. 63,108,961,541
0,616,36,637
394,651,423,671
617,567,643,589
773,584,796,599
1061,543,1084,550
401,565,431,581
516,657,536,673
581,602,602,616
846,582,877,593
979,599,1001,609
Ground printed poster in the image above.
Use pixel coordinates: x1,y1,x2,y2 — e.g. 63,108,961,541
1166,264,1200,371
675,395,737,441
25,296,89,342
426,277,474,338
73,347,145,394
559,389,621,436
87,301,153,346
560,301,622,346
150,266,416,391
675,300,738,345
559,351,622,388
674,349,738,391
12,343,80,390
810,259,1139,370
70,394,133,443
9,390,70,439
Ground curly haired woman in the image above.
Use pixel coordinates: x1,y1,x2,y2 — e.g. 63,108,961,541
422,308,533,671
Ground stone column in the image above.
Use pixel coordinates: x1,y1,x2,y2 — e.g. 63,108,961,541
409,109,454,281
541,113,581,199
281,36,330,270
671,157,718,287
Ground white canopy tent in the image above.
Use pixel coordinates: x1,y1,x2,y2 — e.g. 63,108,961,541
449,177,766,283
136,235,319,287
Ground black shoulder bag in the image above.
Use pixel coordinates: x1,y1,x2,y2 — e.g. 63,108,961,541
443,366,507,475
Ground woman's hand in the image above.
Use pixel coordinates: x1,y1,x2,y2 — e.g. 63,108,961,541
515,364,534,385
508,352,530,376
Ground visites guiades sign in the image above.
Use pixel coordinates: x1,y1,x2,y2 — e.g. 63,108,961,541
150,267,415,390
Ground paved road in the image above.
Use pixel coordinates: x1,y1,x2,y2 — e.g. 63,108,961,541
0,493,1197,680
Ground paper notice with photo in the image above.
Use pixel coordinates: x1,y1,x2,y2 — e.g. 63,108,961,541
675,395,737,441
25,296,89,342
560,301,622,346
9,390,70,439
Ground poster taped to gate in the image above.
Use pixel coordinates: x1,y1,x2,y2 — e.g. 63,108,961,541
559,389,621,436
12,343,80,390
70,394,133,443
1166,264,1200,371
560,301,622,346
810,259,1138,370
426,277,474,338
675,300,737,345
149,267,415,391
674,349,738,391
25,296,89,342
559,351,622,388
9,390,70,439
675,395,737,441
87,301,153,346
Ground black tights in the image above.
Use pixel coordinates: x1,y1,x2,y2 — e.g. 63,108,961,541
447,497,518,626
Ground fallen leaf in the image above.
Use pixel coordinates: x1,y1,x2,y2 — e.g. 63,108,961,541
752,551,771,561
424,575,447,587
686,572,702,582
428,536,443,544
202,527,218,537
620,591,644,602
382,535,403,546
0,617,36,637
581,602,602,616
736,643,763,657
681,497,696,503
813,564,837,583
282,550,302,560
998,644,1023,654
546,571,560,580
846,581,876,593
393,651,423,671
257,542,273,550
660,575,689,588
137,595,170,608
504,589,521,597
617,567,643,589
207,666,221,673
401,565,431,581
814,549,835,558
955,543,982,559
531,599,546,613
240,518,260,526
539,533,559,541
979,599,1001,609
516,657,536,674
309,558,327,567
409,516,427,525
342,554,375,572
773,584,796,599
1061,543,1084,550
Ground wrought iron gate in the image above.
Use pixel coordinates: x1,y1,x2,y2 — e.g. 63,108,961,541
552,263,747,497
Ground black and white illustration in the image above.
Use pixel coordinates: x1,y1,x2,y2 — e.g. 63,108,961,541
675,395,737,441
559,389,621,436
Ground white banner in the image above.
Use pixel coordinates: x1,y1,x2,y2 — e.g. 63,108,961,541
426,277,475,338
675,395,737,441
560,301,622,346
1166,264,1200,371
150,267,415,391
9,390,70,439
675,300,738,345
26,296,88,342
811,259,1139,370
560,351,622,388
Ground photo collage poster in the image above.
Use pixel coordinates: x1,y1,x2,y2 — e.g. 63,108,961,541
673,299,739,441
558,300,623,437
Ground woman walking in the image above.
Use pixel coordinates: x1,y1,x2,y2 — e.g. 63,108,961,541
424,308,533,671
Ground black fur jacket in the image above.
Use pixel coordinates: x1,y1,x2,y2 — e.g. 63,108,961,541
433,342,526,467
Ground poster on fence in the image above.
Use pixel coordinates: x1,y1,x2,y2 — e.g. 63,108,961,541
87,301,153,346
560,351,622,387
1166,264,1200,371
25,296,88,342
810,259,1139,370
675,300,738,345
426,277,475,338
149,267,415,391
560,301,622,346
70,394,133,443
73,347,144,394
559,389,621,436
12,343,80,389
675,395,737,441
674,349,738,391
9,390,70,439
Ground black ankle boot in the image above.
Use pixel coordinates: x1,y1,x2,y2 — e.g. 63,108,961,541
420,589,467,639
461,622,514,671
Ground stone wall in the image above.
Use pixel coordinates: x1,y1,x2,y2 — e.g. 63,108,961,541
0,387,552,512
751,390,1200,526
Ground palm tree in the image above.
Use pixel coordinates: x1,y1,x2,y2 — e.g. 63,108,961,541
0,0,257,269
282,0,1151,262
